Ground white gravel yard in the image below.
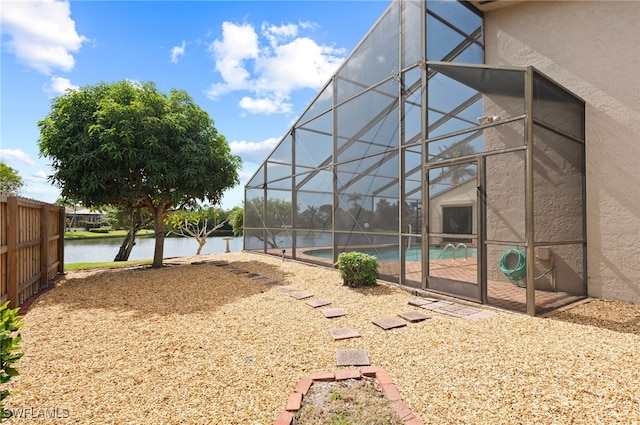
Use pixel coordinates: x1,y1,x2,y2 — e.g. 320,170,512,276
5,252,639,424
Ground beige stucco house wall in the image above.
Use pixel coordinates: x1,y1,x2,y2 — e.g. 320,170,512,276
483,0,640,303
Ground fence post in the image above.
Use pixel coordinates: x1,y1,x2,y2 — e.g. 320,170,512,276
6,197,18,309
41,204,50,289
58,206,65,274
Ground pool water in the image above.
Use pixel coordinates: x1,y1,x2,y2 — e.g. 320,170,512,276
307,245,477,261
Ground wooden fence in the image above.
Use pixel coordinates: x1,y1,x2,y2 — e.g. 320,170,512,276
0,193,65,308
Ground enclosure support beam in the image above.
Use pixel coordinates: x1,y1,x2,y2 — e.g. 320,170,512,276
420,0,428,290
398,1,405,286
291,129,297,260
524,67,536,316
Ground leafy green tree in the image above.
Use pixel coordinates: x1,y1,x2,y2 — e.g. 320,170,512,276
371,198,398,231
228,206,243,236
244,197,294,248
112,206,153,262
0,163,23,195
38,80,241,267
165,205,227,255
297,204,332,230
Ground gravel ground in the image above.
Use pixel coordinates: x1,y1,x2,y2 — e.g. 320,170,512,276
5,252,639,424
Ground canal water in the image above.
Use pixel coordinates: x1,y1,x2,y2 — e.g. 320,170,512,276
65,236,244,264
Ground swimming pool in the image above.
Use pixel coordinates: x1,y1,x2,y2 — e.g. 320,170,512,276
306,245,477,261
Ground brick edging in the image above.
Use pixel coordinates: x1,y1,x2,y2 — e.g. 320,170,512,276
273,366,424,425
17,284,56,316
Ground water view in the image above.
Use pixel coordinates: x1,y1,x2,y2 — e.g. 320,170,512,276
64,236,243,264
305,245,478,261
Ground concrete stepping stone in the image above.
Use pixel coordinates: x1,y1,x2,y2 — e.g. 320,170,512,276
420,301,458,311
336,349,370,366
372,317,407,330
322,308,347,318
408,298,432,307
265,280,281,286
290,291,314,300
245,273,259,278
437,303,466,312
306,299,331,308
398,311,430,323
277,286,297,293
408,297,441,307
457,307,482,316
439,309,472,318
329,327,361,340
462,310,498,320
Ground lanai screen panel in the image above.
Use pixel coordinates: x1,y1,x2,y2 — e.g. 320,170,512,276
336,78,399,163
295,168,334,265
531,71,586,301
403,66,423,146
263,187,293,257
426,0,483,63
403,0,422,67
335,153,400,233
426,65,525,161
295,113,333,174
336,1,400,103
244,0,484,277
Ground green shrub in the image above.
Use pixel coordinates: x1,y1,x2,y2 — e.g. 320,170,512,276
0,302,23,420
88,228,110,234
335,252,379,287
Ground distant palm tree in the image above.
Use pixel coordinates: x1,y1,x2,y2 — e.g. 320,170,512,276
346,193,363,207
431,142,476,186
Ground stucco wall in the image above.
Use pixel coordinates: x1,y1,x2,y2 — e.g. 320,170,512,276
484,1,640,303
429,179,477,236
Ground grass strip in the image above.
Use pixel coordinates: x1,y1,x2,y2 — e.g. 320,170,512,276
65,260,152,271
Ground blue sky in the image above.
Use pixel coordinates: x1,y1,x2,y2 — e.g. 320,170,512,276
1,0,390,209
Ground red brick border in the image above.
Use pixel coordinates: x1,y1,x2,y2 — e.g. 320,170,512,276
17,284,55,316
273,367,423,425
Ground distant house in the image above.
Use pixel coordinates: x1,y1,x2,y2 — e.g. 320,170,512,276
65,207,105,230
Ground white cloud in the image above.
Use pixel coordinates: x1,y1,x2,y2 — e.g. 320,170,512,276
255,37,344,94
0,149,37,166
25,170,49,183
46,76,78,94
261,22,298,47
170,41,186,63
229,137,279,163
298,21,319,31
0,0,87,74
238,170,256,182
207,21,346,115
207,21,259,99
239,96,292,115
21,183,60,204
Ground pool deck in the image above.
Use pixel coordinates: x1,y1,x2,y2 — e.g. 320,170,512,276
262,248,582,315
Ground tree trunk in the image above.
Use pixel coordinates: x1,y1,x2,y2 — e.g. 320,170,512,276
152,207,166,268
114,209,148,262
196,239,206,255
113,227,136,261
